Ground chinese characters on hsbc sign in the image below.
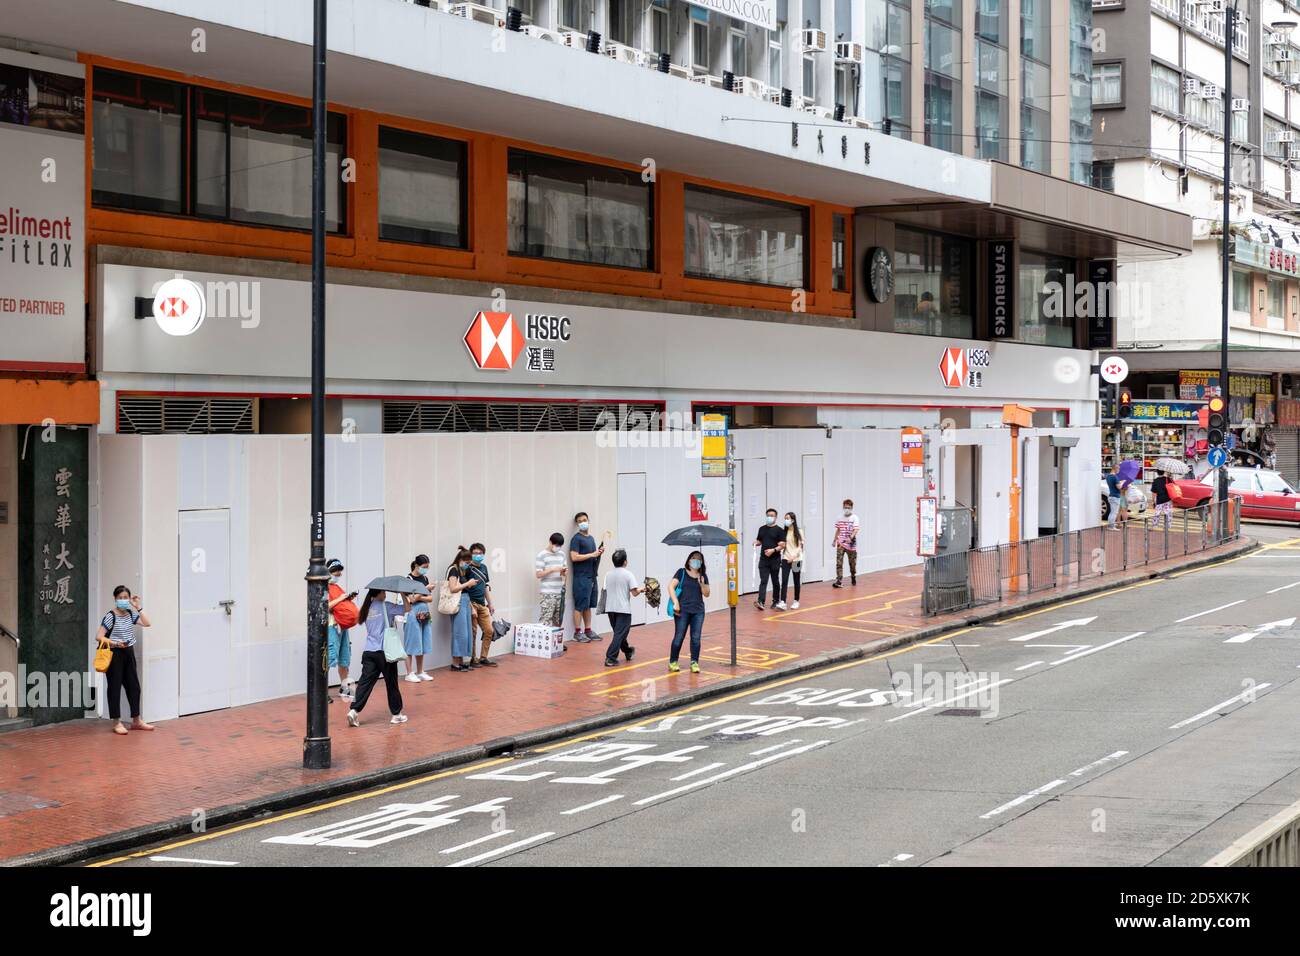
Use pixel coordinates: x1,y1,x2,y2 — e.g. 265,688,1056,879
939,346,991,389
463,311,572,372
689,0,776,30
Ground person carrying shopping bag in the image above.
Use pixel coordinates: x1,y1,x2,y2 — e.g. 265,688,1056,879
96,585,155,736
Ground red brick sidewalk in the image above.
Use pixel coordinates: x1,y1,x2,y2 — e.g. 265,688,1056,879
0,534,1249,863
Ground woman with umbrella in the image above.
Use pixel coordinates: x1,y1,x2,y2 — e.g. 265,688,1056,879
667,551,711,674
346,584,414,727
1151,457,1189,531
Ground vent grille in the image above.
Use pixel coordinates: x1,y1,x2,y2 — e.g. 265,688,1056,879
382,401,661,434
118,396,255,435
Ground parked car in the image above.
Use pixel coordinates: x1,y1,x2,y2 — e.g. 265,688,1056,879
1165,475,1217,510
1225,466,1300,523
1100,479,1148,521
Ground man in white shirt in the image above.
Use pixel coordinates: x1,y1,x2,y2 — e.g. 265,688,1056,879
535,532,568,630
602,549,642,667
833,498,861,588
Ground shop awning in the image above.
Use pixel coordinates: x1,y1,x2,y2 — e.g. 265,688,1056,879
0,379,100,425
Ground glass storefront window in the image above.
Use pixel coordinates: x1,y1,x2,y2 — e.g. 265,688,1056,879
378,127,467,248
91,69,185,214
1232,270,1251,313
507,150,653,269
1017,250,1077,346
683,185,807,288
893,227,974,338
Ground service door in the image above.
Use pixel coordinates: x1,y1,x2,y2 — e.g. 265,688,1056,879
740,457,768,594
616,473,648,625
179,509,232,716
801,454,825,581
325,509,384,678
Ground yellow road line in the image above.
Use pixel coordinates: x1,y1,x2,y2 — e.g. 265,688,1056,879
570,656,670,683
840,593,922,622
591,669,728,696
764,589,900,619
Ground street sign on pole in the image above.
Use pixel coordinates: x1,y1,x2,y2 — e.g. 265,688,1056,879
1100,356,1129,384
1208,446,1227,468
917,496,938,556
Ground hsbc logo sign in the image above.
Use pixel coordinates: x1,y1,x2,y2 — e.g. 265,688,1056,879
939,347,989,389
149,274,260,335
463,310,572,371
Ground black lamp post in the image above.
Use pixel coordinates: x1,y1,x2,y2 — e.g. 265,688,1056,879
1220,0,1237,515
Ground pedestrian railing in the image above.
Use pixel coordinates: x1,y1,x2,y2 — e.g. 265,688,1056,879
922,498,1241,616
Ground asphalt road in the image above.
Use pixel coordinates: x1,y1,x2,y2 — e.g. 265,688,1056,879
93,522,1300,868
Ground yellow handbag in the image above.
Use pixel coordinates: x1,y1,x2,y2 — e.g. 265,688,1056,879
93,638,113,674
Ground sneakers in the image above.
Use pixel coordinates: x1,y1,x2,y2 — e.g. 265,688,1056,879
346,709,360,727
624,646,636,661
753,601,765,611
832,581,844,589
403,673,421,683
690,662,701,674
573,632,591,644
604,659,618,667
587,629,602,642
416,672,433,682
774,601,787,610
791,600,800,609
340,682,355,700
478,657,499,667
449,663,470,672
390,714,408,725
668,661,681,673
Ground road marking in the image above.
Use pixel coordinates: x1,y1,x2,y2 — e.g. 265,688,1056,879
839,593,922,622
633,740,832,806
439,830,515,854
1009,617,1097,642
1049,632,1144,666
1026,643,1091,650
560,795,624,816
1169,684,1273,730
1225,617,1296,644
147,855,239,866
669,762,726,781
878,852,914,867
1014,660,1045,671
751,739,803,755
765,589,900,618
980,779,1067,819
887,678,1015,722
571,657,669,682
591,670,727,696
1068,750,1129,776
1175,601,1245,623
446,832,555,867
1267,581,1300,594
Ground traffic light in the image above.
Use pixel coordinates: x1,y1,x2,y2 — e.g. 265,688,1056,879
1117,388,1132,419
1207,395,1226,447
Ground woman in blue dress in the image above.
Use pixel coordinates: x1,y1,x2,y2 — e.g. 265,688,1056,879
445,546,477,673
402,554,434,683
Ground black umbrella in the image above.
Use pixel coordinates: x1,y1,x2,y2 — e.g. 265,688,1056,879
661,525,738,548
364,575,431,595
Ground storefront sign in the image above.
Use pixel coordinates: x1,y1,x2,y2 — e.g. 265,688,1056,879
901,427,923,478
1255,394,1275,425
1125,400,1203,423
1086,260,1115,349
916,496,938,557
688,0,776,30
463,310,572,372
939,346,990,389
700,413,729,478
1278,396,1300,427
690,494,708,522
0,51,86,371
988,241,1012,339
1179,370,1219,400
1232,238,1300,278
1100,355,1128,385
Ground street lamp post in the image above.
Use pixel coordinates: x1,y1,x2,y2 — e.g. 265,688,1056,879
303,0,331,770
1220,0,1236,518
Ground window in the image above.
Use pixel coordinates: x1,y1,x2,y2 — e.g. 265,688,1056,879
1265,116,1290,161
730,29,747,76
692,19,710,72
1228,470,1260,493
652,5,671,55
560,0,584,30
977,0,1004,43
1017,250,1077,346
976,90,1006,160
926,0,961,25
91,69,185,213
1258,470,1295,494
802,53,815,101
1021,0,1050,61
893,227,974,338
193,90,345,232
1021,102,1050,172
1092,62,1122,105
925,73,958,152
1269,276,1286,317
507,151,652,269
1151,63,1180,114
1091,160,1115,191
683,185,807,288
832,214,848,291
925,19,962,79
607,0,632,45
835,63,857,116
378,127,467,248
1232,270,1251,312
769,38,782,90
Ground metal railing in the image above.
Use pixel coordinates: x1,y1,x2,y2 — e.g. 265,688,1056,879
1204,797,1300,867
923,499,1241,616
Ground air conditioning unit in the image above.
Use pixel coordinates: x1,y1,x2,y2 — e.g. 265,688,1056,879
1199,82,1219,100
1232,97,1250,112
560,30,590,49
448,2,504,28
1183,76,1201,94
734,76,768,99
690,72,725,88
801,102,833,119
851,116,872,129
1288,71,1300,87
668,62,692,79
834,41,863,64
1277,129,1297,143
521,24,562,43
801,29,828,53
603,41,644,65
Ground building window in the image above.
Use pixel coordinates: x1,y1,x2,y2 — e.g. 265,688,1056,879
1269,276,1286,318
193,90,346,232
1151,62,1180,114
1265,115,1290,161
1017,250,1077,347
769,37,782,90
1092,62,1122,105
925,73,958,152
730,28,747,76
560,0,585,31
91,69,185,214
802,53,815,101
832,213,848,291
892,227,974,338
927,0,961,27
683,185,807,288
692,19,710,72
607,0,633,45
976,91,1006,160
652,4,671,55
1020,0,1051,62
1090,160,1115,191
378,127,467,248
507,150,653,269
1021,103,1050,172
1232,270,1251,313
977,0,1005,44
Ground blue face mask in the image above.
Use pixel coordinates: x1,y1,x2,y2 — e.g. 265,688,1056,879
766,515,776,525
783,519,792,527
472,554,485,564
459,562,469,571
578,522,590,532
419,566,429,576
116,599,131,610
689,559,702,571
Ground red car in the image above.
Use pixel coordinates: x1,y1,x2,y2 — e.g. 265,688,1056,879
1165,475,1219,510
1226,467,1300,523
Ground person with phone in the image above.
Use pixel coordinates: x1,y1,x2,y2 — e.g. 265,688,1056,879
569,511,604,643
667,551,710,674
402,554,435,683
466,542,498,668
326,559,358,701
535,532,569,632
96,585,154,735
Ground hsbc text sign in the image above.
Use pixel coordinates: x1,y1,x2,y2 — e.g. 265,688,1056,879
464,311,572,371
689,0,776,29
939,347,990,389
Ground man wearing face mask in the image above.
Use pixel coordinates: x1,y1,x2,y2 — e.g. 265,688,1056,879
753,507,786,611
466,543,498,668
833,499,860,588
569,511,604,642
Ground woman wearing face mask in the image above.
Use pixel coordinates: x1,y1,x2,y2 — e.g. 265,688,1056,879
445,547,477,672
345,588,411,727
403,554,435,683
96,585,154,735
667,551,710,674
776,512,804,611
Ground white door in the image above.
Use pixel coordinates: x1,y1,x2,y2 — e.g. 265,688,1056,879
740,457,768,594
616,473,648,626
325,509,384,679
179,509,232,716
801,454,825,581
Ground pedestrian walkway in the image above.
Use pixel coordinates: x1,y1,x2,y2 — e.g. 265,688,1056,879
0,534,1251,864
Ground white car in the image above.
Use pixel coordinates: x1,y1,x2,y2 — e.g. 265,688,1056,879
1100,479,1148,522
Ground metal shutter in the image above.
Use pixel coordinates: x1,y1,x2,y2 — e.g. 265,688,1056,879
1275,427,1300,487
382,401,660,434
118,396,255,434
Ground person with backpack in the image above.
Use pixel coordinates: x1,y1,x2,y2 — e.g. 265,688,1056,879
402,554,435,683
326,558,358,701
667,550,710,674
1151,470,1174,530
96,585,154,735
345,588,411,727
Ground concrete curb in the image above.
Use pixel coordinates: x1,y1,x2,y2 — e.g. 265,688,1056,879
10,536,1257,868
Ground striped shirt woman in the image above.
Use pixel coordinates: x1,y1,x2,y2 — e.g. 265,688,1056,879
95,585,154,735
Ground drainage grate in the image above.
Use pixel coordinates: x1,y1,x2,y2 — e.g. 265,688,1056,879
937,708,984,717
702,732,760,742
